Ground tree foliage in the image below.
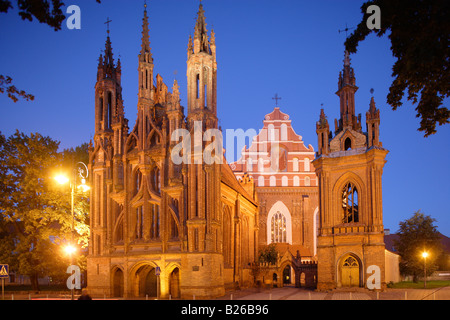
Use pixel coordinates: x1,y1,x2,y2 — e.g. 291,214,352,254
394,210,443,282
0,131,90,290
0,75,35,103
0,0,101,31
345,0,449,137
258,243,278,264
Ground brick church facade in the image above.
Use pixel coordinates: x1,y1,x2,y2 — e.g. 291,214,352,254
87,3,389,298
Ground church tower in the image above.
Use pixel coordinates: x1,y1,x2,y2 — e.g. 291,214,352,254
313,52,389,290
186,3,218,129
181,2,225,298
90,25,126,259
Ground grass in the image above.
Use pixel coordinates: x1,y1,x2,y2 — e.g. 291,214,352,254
389,280,450,289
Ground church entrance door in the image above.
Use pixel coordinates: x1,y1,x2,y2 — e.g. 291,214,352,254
113,268,124,297
169,268,180,298
136,265,158,298
341,255,360,287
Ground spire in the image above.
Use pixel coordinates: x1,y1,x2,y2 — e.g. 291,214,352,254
338,50,356,90
193,2,210,54
97,18,120,82
140,2,153,63
336,50,359,132
104,32,114,68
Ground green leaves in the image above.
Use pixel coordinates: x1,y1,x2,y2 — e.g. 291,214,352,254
394,210,443,280
0,131,90,289
345,0,449,137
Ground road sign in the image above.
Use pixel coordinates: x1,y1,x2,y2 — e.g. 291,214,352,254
0,265,8,279
155,266,161,276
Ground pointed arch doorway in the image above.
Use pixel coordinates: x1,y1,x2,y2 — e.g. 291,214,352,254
112,268,124,298
340,254,361,287
135,265,158,298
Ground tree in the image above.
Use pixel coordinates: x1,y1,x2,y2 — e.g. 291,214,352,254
394,210,443,282
0,0,101,103
0,131,90,291
345,0,449,137
258,243,278,264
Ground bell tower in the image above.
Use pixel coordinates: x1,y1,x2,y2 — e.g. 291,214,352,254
181,2,225,299
186,2,218,129
313,51,389,291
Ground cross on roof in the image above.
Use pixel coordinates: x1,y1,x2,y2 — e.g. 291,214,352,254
105,17,112,34
272,94,282,107
338,23,354,38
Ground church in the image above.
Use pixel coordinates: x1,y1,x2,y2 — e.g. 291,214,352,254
86,3,390,298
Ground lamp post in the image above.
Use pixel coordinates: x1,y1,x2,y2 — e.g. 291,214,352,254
55,162,90,300
422,251,428,289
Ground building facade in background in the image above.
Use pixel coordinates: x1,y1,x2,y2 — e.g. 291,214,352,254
87,3,390,297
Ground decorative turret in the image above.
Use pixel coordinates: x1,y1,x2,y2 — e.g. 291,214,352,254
138,3,154,102
366,95,381,148
186,2,218,128
316,109,330,156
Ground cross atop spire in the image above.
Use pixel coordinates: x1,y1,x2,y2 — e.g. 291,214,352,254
104,17,112,35
338,23,354,38
272,94,282,107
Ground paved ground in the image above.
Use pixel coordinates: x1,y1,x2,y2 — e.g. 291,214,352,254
216,286,450,300
3,286,450,300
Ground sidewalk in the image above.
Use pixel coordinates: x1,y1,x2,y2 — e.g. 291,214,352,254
216,286,450,300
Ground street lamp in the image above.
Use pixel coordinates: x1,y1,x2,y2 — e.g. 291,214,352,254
422,251,428,289
55,162,90,300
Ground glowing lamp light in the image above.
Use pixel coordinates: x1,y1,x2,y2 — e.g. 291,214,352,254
55,174,70,185
422,252,429,259
64,245,76,255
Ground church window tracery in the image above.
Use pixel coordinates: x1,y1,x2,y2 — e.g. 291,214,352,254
342,182,359,223
271,211,287,243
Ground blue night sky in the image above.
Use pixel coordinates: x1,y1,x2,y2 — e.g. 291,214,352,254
0,0,449,235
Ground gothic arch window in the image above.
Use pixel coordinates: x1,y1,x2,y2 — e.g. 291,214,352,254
134,169,143,197
267,201,292,244
150,203,160,239
135,206,144,240
281,123,288,141
107,91,113,129
151,167,161,194
196,74,200,99
293,176,300,187
282,176,288,186
344,137,352,151
342,182,359,223
271,212,287,243
223,206,233,267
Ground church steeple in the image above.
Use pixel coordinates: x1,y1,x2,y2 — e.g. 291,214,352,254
193,2,210,54
187,2,217,128
336,51,361,133
138,2,154,101
95,24,123,134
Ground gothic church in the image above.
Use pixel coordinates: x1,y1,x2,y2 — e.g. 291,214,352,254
87,3,389,298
